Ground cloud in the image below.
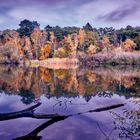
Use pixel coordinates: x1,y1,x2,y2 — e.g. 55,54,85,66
0,0,140,29
97,1,139,22
7,6,79,28
0,0,94,7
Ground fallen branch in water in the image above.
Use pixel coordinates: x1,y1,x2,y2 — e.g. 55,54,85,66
13,116,68,140
0,103,125,121
72,103,125,115
85,103,125,113
0,103,60,121
12,103,125,140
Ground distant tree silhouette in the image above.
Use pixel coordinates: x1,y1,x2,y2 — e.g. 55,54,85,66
17,19,40,36
83,22,93,32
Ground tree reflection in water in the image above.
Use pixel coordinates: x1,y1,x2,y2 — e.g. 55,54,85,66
18,89,35,105
0,66,140,103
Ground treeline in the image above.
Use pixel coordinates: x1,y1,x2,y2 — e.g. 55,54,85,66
0,19,140,64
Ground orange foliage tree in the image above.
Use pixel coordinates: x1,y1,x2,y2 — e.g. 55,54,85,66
123,39,136,51
78,29,86,51
78,29,99,53
102,35,112,52
54,47,68,58
78,29,86,45
39,42,52,60
55,33,78,58
86,44,97,55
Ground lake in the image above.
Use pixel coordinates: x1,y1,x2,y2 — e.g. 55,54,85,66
0,65,139,140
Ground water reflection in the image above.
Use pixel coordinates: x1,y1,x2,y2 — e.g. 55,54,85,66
0,65,139,140
0,65,140,102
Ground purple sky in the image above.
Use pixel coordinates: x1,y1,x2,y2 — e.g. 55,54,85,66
0,0,140,29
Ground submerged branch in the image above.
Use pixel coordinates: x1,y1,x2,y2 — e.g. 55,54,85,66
88,103,125,112
12,103,125,140
0,102,126,139
0,102,125,121
13,116,68,140
77,103,125,115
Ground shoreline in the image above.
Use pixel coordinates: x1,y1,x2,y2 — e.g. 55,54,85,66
1,50,140,68
29,58,79,69
80,51,140,67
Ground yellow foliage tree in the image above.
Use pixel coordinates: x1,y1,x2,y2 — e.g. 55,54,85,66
102,36,112,52
50,32,57,53
62,34,78,58
54,47,68,58
39,42,51,60
70,34,78,57
123,39,136,51
86,44,97,55
78,29,86,45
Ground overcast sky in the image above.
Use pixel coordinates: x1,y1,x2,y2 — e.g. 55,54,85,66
0,0,140,29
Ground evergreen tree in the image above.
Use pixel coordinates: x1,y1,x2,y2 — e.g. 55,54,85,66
17,19,40,36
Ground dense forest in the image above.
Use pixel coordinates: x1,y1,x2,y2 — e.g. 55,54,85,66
0,19,140,65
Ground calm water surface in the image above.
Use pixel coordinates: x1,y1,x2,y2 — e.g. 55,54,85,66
0,66,139,140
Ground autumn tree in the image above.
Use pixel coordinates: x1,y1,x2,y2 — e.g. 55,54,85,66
56,33,78,58
86,44,97,55
0,30,24,63
101,35,112,52
21,36,33,59
71,33,78,57
84,31,99,51
78,29,99,53
30,28,42,59
54,47,68,58
78,29,86,51
123,39,136,51
39,42,52,60
50,32,57,56
64,34,78,58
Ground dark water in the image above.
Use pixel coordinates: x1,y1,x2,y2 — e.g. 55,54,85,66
0,66,139,140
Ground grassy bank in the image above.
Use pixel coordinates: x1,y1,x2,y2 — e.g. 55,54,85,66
29,58,79,69
84,50,140,67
